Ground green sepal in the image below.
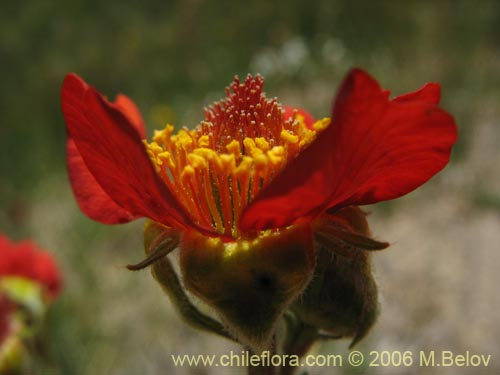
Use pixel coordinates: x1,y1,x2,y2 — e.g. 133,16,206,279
294,207,385,348
317,225,389,251
292,243,379,348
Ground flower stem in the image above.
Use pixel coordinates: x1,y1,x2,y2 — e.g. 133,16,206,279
246,340,277,375
280,315,320,375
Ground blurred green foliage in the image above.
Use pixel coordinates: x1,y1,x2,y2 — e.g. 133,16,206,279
2,0,500,373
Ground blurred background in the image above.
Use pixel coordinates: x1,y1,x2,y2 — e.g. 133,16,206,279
1,0,499,373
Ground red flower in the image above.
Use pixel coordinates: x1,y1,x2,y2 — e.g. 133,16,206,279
62,69,457,350
62,69,456,239
0,235,62,299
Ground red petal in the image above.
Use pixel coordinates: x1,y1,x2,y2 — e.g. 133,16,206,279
63,75,142,224
114,94,147,137
67,139,139,224
392,82,441,104
283,106,315,128
61,74,197,230
240,69,457,231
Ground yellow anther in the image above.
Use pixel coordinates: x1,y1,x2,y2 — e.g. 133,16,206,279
267,146,285,165
254,154,268,174
255,137,270,152
188,153,208,169
181,165,195,183
153,129,165,144
280,130,299,144
313,117,331,131
192,148,223,172
153,124,175,145
243,137,256,151
158,152,175,170
210,153,223,172
243,138,264,158
147,141,163,155
145,141,155,155
153,155,164,166
226,140,241,158
194,147,218,162
220,154,236,171
235,156,253,177
198,135,211,148
297,128,312,144
175,130,194,150
211,152,226,172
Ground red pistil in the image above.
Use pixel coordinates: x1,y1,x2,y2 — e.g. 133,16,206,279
203,74,284,151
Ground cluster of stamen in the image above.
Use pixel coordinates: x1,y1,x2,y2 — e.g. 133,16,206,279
145,74,330,237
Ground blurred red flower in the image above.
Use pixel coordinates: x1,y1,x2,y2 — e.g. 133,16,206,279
0,235,62,299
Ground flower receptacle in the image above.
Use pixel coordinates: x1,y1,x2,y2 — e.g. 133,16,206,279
180,224,315,352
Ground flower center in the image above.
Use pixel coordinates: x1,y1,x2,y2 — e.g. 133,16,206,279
145,74,330,237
